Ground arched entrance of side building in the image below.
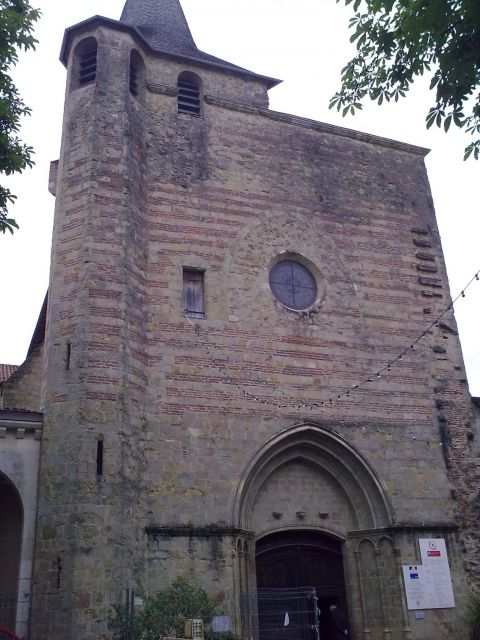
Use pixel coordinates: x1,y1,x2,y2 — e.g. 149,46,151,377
0,472,23,632
232,424,408,640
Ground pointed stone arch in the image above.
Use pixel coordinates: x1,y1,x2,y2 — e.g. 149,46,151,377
231,424,397,640
232,423,395,534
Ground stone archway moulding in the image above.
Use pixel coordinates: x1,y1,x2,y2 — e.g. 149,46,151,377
231,423,396,532
0,418,42,639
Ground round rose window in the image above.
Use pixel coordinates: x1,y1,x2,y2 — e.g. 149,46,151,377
269,260,317,310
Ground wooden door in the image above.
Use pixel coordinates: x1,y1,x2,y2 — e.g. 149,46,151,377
255,531,348,640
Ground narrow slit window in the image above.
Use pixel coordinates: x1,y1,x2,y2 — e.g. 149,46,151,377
96,437,104,476
66,342,71,370
183,268,205,318
57,557,62,589
177,72,201,116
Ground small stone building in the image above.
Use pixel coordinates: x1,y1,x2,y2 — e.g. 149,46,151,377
1,1,479,639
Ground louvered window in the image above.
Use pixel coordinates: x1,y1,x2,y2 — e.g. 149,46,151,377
183,269,205,318
79,45,97,86
177,72,201,116
71,37,98,90
130,60,138,97
129,50,146,104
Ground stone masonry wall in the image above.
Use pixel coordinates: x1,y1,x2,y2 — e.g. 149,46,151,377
31,21,477,640
2,344,44,412
139,48,475,638
142,84,466,528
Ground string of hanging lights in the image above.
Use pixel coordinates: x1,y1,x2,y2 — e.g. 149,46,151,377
184,269,480,412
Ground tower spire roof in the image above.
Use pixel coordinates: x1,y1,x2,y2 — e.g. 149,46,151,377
120,0,198,59
118,0,280,85
60,0,280,88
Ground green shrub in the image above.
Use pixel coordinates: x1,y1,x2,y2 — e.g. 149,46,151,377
139,577,216,639
467,593,480,640
110,577,217,640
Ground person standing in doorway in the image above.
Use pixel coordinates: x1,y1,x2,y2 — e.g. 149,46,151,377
329,604,351,640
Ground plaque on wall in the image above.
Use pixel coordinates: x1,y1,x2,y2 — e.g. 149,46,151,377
403,538,455,610
419,538,455,609
403,565,435,610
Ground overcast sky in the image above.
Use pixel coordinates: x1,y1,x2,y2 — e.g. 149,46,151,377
1,0,478,395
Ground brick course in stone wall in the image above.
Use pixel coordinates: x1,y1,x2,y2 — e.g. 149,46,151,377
26,22,479,640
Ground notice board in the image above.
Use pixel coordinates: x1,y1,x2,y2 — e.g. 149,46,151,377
403,538,455,610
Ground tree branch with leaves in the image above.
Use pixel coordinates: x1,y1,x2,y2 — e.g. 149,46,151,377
330,0,480,159
0,0,40,235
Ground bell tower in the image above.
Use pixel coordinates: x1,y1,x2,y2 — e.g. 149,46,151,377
31,12,150,640
30,2,278,638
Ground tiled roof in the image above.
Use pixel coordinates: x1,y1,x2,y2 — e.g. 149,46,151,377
0,364,18,383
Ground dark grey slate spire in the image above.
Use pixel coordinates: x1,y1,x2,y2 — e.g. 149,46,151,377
119,0,281,86
120,0,198,59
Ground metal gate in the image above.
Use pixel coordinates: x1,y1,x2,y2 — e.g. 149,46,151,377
241,586,320,640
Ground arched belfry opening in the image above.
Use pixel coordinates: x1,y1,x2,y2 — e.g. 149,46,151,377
232,424,395,640
129,49,146,104
0,472,23,631
70,37,98,91
177,71,202,116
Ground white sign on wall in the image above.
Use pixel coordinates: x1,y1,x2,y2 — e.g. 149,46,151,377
403,564,435,610
402,538,455,610
419,538,455,609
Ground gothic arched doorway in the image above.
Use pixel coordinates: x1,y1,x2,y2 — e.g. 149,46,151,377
0,473,23,631
256,530,347,640
233,424,396,640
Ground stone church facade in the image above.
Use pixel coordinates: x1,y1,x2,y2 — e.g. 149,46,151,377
1,1,479,639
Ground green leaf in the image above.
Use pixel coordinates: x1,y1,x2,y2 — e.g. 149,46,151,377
0,217,19,234
426,111,437,129
332,0,480,158
0,0,40,234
